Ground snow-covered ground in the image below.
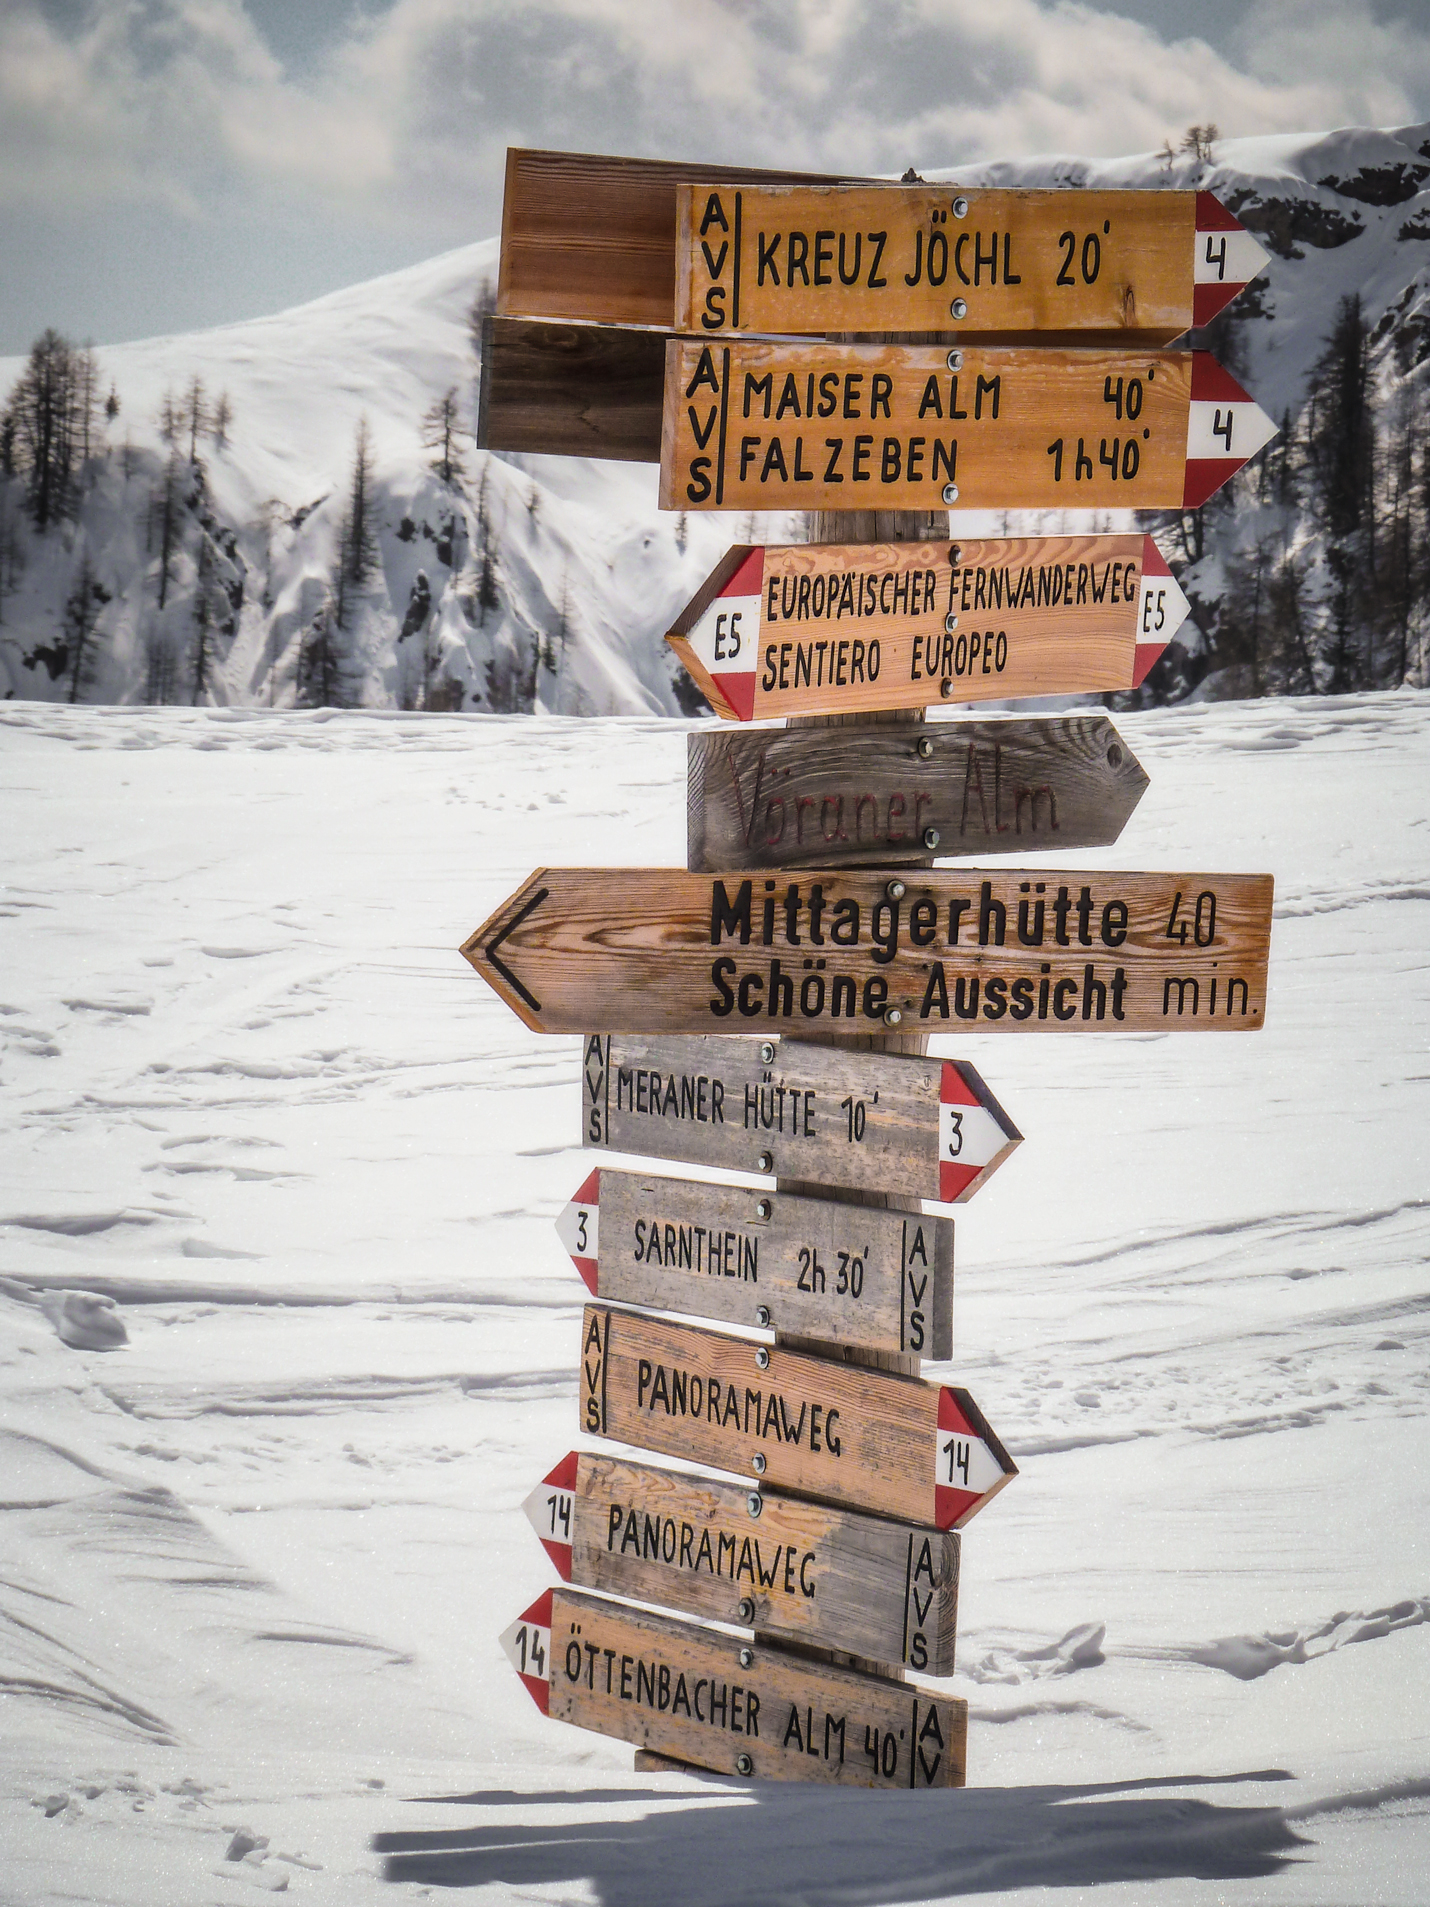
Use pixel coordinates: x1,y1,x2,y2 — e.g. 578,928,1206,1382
1,692,1427,1904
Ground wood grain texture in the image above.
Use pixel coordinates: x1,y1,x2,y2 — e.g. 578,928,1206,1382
577,1305,1015,1529
579,1035,1017,1205
568,1167,951,1357
661,338,1195,510
545,1587,966,1785
530,1452,959,1672
497,148,860,328
476,315,665,460
685,716,1149,870
667,535,1175,718
675,184,1200,338
461,867,1275,1037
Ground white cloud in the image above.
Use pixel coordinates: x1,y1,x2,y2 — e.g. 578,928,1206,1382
1,0,1424,241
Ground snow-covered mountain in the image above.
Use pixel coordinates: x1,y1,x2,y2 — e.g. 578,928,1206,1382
3,119,1430,711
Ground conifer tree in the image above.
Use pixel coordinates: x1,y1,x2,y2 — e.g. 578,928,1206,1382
62,554,104,703
422,388,467,486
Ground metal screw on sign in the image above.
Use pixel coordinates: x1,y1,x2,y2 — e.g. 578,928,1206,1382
917,735,934,759
942,483,959,504
755,1347,770,1370
755,1304,771,1327
739,1647,754,1668
737,1597,755,1623
952,196,969,217
886,879,907,900
752,1452,767,1473
757,1150,773,1173
946,349,963,372
940,678,954,698
923,827,940,849
950,298,968,320
755,1199,772,1221
736,1753,754,1776
948,544,961,563
759,1040,776,1063
883,1005,904,1027
747,1493,763,1518
944,611,958,633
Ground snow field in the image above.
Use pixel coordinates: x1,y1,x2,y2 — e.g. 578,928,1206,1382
0,692,1427,1903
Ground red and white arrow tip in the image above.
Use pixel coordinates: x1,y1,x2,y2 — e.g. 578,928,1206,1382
933,1389,1018,1529
675,547,763,721
521,1451,578,1580
939,1061,1021,1202
555,1170,600,1294
1184,355,1278,509
1193,193,1270,329
499,1587,554,1713
1134,538,1191,688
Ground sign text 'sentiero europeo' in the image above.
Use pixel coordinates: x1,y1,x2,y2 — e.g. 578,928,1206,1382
668,534,1189,720
461,867,1274,1037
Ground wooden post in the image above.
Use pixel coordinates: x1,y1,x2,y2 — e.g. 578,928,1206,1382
764,351,949,1680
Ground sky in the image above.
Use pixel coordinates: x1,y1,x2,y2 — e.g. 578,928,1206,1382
2,0,1429,356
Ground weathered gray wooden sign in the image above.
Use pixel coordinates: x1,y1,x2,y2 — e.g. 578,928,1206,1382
558,1167,952,1356
580,1035,1018,1204
502,1585,967,1785
686,716,1149,871
525,1451,960,1673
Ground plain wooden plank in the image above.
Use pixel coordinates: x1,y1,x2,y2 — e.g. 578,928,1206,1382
661,338,1209,510
506,1586,966,1785
686,716,1149,870
579,1036,1018,1205
476,315,666,460
497,148,860,328
460,868,1275,1037
674,183,1204,338
577,1305,1015,1529
667,534,1180,719
525,1452,960,1673
559,1167,952,1357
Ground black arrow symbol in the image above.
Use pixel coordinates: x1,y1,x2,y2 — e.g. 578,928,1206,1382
485,884,548,1015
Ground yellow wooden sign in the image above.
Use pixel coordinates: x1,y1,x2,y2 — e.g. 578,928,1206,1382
668,535,1188,720
675,184,1267,340
660,339,1276,513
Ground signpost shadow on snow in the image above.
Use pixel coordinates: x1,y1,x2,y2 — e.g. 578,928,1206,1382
375,1770,1305,1899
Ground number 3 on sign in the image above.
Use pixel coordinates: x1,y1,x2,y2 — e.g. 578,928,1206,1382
945,1110,963,1158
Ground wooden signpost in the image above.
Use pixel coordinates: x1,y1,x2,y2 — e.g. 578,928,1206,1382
502,1586,967,1786
577,1304,1016,1529
579,1036,1019,1204
463,868,1274,1038
667,536,1188,721
661,340,1276,512
557,1167,953,1356
525,1451,960,1673
477,139,1279,1789
685,715,1150,871
675,183,1267,339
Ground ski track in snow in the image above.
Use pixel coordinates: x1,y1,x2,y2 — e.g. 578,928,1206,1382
0,692,1428,1904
